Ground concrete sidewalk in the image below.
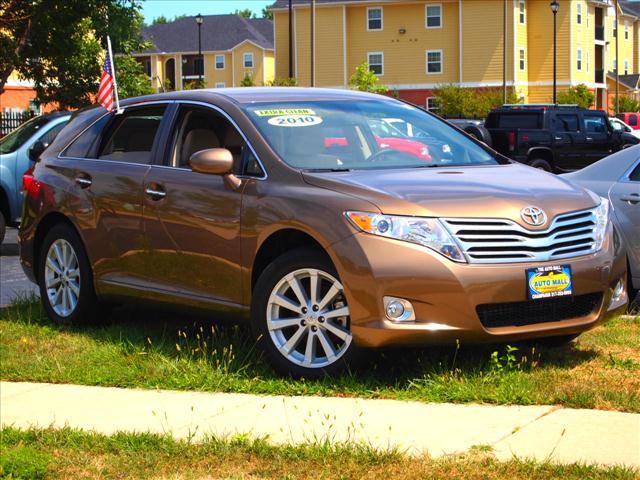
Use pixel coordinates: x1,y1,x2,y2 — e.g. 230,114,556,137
1,381,638,468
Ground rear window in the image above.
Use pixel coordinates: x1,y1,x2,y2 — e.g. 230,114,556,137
486,112,541,129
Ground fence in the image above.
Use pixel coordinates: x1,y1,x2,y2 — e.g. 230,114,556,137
0,110,37,137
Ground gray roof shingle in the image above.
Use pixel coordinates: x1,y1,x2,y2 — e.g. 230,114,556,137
140,15,273,54
620,0,640,17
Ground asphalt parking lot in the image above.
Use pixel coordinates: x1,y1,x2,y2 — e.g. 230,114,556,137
0,228,38,307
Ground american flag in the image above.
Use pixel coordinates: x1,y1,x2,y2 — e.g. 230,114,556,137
98,50,115,112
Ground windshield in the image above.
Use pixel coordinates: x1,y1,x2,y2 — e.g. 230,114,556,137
0,115,52,154
244,100,500,170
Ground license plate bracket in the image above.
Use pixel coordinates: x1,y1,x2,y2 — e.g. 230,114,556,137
526,265,573,300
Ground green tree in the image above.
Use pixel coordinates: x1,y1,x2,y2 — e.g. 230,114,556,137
0,0,144,108
556,84,595,108
349,62,388,94
615,95,640,114
113,55,155,99
261,7,274,20
240,73,255,87
234,9,255,19
151,15,168,24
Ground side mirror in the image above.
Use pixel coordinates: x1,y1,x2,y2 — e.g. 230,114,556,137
28,141,47,161
189,148,233,175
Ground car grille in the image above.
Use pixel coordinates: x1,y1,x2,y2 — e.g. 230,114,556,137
476,293,603,329
443,208,597,264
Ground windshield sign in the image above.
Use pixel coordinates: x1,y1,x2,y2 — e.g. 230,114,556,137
244,100,499,170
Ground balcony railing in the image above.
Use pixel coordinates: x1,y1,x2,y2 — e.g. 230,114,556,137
595,70,604,84
595,25,605,41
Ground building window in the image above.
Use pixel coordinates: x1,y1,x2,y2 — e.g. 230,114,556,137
425,4,442,28
624,59,629,74
215,54,225,69
426,50,443,74
215,82,225,88
625,22,629,40
519,0,526,24
367,7,383,31
426,97,438,112
577,49,583,70
576,3,582,24
367,52,384,75
243,52,254,68
519,49,526,70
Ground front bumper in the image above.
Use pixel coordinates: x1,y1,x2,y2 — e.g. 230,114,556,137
329,229,627,348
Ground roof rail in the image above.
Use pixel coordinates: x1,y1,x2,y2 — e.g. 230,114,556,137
501,103,580,108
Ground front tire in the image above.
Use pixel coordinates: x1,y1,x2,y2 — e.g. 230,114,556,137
251,248,359,378
528,158,553,172
38,224,101,325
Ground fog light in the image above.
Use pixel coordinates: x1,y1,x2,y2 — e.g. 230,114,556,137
612,279,626,303
383,296,415,323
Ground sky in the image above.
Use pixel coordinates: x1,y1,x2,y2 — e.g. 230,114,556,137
142,0,274,22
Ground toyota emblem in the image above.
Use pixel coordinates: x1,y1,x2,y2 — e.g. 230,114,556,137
520,206,547,226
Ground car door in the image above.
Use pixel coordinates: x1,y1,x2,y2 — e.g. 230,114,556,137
553,113,584,171
59,103,169,287
609,160,640,287
141,102,258,307
582,113,613,166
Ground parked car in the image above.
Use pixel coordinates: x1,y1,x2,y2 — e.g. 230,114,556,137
616,112,640,130
19,88,627,377
485,104,639,172
564,146,640,304
609,117,640,139
0,112,71,243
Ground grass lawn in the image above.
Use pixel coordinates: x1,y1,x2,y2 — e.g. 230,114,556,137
1,298,639,412
1,427,637,480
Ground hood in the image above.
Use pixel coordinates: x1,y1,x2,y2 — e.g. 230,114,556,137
302,164,599,229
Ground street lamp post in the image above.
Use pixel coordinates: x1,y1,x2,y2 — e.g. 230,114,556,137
196,14,203,83
550,1,559,104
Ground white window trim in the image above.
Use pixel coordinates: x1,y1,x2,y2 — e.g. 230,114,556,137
426,49,443,75
519,48,526,71
576,2,582,25
367,51,384,76
215,54,225,70
625,21,629,40
624,59,629,74
243,52,254,68
366,7,383,31
519,0,526,24
577,48,583,71
215,82,225,88
425,3,443,29
426,97,438,111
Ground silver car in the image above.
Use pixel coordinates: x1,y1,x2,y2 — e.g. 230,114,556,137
565,146,640,303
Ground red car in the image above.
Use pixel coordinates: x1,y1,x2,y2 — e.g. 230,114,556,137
616,112,640,130
325,119,432,161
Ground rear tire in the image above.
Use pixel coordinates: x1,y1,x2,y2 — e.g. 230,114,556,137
464,125,492,147
38,224,103,325
251,248,361,378
528,158,553,172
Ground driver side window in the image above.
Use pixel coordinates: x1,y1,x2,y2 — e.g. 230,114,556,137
171,105,264,177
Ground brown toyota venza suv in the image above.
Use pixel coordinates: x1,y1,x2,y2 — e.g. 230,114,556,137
20,88,628,377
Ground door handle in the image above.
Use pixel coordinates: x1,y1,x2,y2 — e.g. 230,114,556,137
554,136,563,141
620,194,640,204
145,186,166,200
75,174,92,188
586,136,594,141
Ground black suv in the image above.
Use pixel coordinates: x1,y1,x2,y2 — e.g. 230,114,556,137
485,105,638,172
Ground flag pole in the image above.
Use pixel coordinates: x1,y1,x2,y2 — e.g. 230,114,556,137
106,35,122,113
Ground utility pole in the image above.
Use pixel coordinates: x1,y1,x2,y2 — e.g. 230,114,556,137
288,0,293,79
615,0,620,114
503,0,507,104
310,0,315,87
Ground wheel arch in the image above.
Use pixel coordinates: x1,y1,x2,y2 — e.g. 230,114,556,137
33,212,84,279
527,147,555,166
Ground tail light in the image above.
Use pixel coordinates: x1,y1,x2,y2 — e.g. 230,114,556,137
23,166,41,198
507,132,516,151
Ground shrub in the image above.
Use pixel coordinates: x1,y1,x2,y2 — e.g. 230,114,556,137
616,95,640,114
556,84,595,108
265,77,298,86
433,85,520,118
349,61,388,94
240,73,255,87
183,79,206,90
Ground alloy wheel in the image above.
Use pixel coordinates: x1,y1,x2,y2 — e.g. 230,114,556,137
44,239,81,317
266,268,352,368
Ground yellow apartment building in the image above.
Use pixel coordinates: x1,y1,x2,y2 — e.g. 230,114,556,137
271,0,640,111
133,14,275,90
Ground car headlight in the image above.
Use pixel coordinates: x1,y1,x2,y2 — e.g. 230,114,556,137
345,211,466,262
594,197,610,252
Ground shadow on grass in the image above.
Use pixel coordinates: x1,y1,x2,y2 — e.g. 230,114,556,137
0,296,600,391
